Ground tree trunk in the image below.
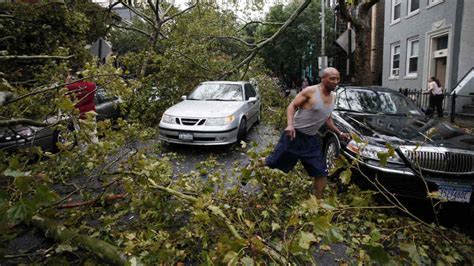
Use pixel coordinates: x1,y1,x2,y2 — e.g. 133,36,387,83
337,0,379,85
353,27,374,85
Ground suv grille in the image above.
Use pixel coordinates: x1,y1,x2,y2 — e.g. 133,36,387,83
403,149,474,174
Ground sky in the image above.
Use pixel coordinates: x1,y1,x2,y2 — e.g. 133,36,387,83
172,0,290,20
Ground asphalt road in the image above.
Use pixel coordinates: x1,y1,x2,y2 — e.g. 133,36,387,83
159,123,280,182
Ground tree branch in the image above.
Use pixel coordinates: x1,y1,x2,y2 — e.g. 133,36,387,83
57,194,126,209
161,0,199,24
237,21,284,33
0,118,50,127
220,0,311,79
117,0,155,26
210,36,256,48
147,178,288,264
0,55,74,61
0,14,14,19
167,48,211,72
161,2,173,19
111,23,152,38
31,215,130,265
338,0,378,31
3,74,121,106
147,0,159,19
0,36,16,43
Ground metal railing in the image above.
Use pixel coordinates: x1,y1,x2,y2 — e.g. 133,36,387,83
398,88,474,123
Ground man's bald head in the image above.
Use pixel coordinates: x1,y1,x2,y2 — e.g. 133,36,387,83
321,67,340,92
322,67,340,78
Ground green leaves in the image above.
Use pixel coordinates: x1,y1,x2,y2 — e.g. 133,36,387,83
4,169,31,178
32,184,58,205
223,250,239,265
339,168,352,184
6,184,58,224
400,243,422,265
298,231,317,250
312,214,332,235
7,199,35,224
364,244,390,264
377,143,395,166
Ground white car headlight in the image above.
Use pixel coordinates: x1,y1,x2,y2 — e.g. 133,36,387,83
347,140,402,164
205,115,235,126
161,114,176,124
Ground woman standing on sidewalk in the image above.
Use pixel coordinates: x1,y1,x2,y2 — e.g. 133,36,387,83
424,76,444,118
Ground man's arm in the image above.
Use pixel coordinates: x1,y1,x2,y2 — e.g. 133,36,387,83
285,88,311,140
326,116,350,141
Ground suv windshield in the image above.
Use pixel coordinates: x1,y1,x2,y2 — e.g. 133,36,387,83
188,84,243,101
336,88,423,116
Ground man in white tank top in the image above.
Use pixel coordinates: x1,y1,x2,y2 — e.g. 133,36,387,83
265,67,350,199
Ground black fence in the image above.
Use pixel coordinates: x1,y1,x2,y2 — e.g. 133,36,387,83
398,88,474,123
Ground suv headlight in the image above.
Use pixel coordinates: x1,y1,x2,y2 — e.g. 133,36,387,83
18,128,34,138
205,115,235,126
347,140,402,164
161,114,176,124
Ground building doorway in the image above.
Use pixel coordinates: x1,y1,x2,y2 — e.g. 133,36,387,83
432,35,448,90
434,57,447,90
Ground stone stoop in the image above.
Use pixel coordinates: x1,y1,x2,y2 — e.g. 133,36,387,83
456,92,474,118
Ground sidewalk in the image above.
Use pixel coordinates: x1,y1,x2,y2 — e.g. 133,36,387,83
445,116,474,132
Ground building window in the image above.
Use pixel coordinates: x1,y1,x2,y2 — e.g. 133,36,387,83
406,38,419,76
437,35,448,50
408,0,420,15
391,0,401,24
390,43,400,77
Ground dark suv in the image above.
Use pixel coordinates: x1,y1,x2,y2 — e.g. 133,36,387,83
321,86,474,205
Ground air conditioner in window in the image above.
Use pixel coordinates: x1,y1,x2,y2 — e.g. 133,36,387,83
392,69,399,76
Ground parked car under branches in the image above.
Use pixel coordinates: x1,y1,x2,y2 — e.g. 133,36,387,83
0,87,122,152
321,86,474,206
159,81,261,146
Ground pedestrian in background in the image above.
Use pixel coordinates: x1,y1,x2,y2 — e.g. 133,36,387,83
424,76,444,118
66,71,96,118
66,70,98,144
302,76,310,90
264,67,350,199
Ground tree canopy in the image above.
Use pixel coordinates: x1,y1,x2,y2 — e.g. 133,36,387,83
256,0,338,87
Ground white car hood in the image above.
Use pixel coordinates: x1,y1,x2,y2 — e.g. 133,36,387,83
165,100,245,118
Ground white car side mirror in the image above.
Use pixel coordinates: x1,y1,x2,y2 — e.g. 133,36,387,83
181,95,187,100
248,97,257,102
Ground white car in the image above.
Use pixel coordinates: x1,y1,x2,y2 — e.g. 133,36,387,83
159,81,261,145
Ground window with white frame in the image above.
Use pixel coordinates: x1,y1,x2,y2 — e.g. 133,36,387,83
391,0,401,23
408,0,420,15
390,43,400,77
406,38,419,76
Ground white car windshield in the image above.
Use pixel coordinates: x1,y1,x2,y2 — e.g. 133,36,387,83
188,84,243,101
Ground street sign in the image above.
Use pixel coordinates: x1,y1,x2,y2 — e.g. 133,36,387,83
90,37,112,60
335,29,356,54
318,56,328,70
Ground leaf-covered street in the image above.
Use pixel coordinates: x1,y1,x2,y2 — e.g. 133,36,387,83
1,0,473,265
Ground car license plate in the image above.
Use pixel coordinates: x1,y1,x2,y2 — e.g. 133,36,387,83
178,132,193,141
438,185,472,203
